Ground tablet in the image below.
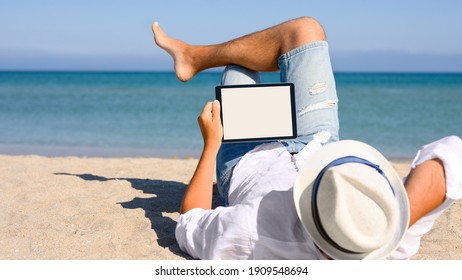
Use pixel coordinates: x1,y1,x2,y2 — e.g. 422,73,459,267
215,83,297,143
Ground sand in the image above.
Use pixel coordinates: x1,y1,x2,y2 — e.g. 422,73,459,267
0,155,460,260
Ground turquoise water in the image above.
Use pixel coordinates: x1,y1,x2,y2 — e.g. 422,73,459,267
0,71,461,158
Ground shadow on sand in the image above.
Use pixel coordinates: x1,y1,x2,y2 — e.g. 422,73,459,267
55,172,220,259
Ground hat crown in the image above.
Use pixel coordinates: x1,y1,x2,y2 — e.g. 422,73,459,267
317,163,399,253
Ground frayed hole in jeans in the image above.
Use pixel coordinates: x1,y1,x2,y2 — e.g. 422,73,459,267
309,82,327,94
314,131,331,144
298,100,337,115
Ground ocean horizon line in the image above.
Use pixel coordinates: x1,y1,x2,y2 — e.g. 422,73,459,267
2,70,462,75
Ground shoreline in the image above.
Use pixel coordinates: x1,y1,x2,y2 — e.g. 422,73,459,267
0,154,460,259
0,144,415,161
0,144,201,159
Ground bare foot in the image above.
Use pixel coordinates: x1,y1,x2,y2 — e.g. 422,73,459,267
152,22,197,82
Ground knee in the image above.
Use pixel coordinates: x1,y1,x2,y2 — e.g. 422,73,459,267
281,17,326,53
221,65,260,85
294,17,326,41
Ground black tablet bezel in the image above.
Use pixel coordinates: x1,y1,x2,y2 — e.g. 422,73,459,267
215,83,297,143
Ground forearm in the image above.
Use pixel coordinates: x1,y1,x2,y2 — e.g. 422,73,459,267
180,147,218,214
405,158,446,226
180,100,222,214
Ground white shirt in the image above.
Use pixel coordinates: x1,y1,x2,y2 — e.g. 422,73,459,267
175,136,462,260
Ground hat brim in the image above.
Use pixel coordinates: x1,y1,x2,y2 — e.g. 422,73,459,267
293,140,410,259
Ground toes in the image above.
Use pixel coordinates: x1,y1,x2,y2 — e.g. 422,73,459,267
152,21,159,32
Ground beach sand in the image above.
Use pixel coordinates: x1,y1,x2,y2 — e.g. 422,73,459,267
0,155,460,260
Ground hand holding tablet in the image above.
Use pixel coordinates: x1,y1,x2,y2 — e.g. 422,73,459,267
215,83,297,143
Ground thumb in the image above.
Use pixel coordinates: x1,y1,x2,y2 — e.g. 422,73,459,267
212,100,221,121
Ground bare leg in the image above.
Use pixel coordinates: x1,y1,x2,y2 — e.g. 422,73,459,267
152,17,326,82
405,159,446,226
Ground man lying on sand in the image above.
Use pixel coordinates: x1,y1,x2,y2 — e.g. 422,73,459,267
152,17,462,259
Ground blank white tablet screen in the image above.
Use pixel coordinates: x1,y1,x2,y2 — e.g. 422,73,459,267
220,85,295,141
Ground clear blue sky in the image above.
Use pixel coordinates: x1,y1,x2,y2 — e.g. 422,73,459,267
1,0,461,72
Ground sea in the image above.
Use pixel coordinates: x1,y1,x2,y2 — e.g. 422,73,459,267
0,71,461,159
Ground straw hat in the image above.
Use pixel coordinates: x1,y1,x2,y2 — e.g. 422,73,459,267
293,140,410,259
